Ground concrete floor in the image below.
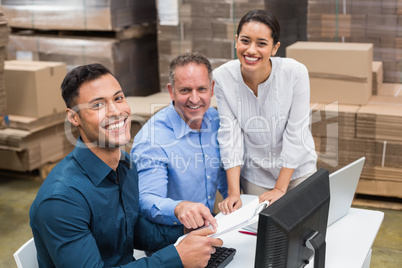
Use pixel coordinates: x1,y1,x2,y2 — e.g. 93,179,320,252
0,172,401,268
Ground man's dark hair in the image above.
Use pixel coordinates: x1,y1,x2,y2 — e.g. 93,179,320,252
61,63,113,109
237,9,281,45
168,52,213,88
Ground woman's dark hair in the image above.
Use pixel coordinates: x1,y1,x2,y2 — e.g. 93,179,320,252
61,63,113,109
236,9,281,45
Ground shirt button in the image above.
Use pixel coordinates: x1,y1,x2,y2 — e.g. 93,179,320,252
173,222,177,225
208,196,211,199
207,176,210,179
205,154,208,158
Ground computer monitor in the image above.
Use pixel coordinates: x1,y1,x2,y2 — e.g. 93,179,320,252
255,168,330,268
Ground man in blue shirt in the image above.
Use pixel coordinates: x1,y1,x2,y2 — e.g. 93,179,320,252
29,63,223,267
131,53,228,230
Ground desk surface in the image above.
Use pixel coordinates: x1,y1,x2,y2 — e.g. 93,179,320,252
218,195,384,268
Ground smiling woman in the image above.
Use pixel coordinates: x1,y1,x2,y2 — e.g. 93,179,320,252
213,9,317,214
235,20,280,94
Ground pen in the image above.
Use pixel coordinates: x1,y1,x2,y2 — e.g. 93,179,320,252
238,230,257,236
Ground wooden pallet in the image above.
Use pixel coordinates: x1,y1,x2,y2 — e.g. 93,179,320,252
10,23,156,41
353,194,402,210
0,160,60,181
356,178,402,199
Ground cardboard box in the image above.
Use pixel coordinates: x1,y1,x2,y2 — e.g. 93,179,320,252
377,83,402,98
1,0,156,31
0,123,74,171
308,1,402,84
320,14,352,38
311,102,360,139
372,61,383,95
309,78,372,105
7,33,160,96
286,41,373,105
4,60,66,118
357,99,402,142
357,177,402,198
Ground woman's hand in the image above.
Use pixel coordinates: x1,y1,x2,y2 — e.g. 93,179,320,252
259,188,285,205
218,194,242,215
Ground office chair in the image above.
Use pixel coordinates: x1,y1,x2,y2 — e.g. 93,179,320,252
13,237,39,268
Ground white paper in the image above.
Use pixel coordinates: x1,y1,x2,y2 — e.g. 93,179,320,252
174,198,268,245
210,198,268,238
157,0,179,26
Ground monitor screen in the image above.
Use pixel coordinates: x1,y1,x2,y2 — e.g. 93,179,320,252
255,168,330,268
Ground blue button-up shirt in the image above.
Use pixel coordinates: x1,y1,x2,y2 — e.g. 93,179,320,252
131,102,228,226
29,139,183,267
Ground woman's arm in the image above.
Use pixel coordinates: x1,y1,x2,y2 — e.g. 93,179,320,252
213,67,244,214
258,167,294,204
218,166,242,214
259,61,312,205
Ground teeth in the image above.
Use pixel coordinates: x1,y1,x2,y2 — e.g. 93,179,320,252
189,106,200,109
245,56,259,62
106,121,124,130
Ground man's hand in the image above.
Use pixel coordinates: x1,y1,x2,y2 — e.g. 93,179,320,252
176,227,223,268
175,201,217,229
259,188,285,205
218,194,242,215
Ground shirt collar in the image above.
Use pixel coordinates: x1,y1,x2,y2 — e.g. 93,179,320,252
166,102,196,139
166,101,213,139
72,137,114,187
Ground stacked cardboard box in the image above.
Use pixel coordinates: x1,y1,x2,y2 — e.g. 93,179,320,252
307,0,402,84
0,1,159,172
0,9,9,129
299,39,401,197
356,95,402,198
311,102,359,140
372,61,384,95
0,61,77,172
311,90,402,199
4,61,66,118
1,0,155,31
376,83,402,98
3,1,159,97
357,96,402,143
7,32,159,96
0,123,75,171
287,41,373,105
156,0,265,91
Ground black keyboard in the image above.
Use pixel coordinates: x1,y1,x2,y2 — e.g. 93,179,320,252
205,246,236,268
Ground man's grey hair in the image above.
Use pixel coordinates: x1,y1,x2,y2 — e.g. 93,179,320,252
168,52,213,89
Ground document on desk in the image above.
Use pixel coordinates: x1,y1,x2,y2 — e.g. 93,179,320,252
210,198,269,238
174,198,268,246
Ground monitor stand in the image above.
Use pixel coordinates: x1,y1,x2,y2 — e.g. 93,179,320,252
305,231,326,268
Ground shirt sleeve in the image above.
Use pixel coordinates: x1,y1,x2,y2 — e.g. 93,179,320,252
33,196,184,268
281,62,315,169
214,76,244,170
132,141,182,225
132,215,184,267
33,197,106,268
